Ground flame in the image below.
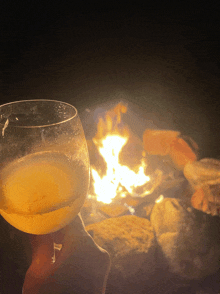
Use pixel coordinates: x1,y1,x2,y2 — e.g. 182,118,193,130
89,103,151,204
91,135,150,204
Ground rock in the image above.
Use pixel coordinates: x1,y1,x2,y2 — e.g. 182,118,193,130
121,195,140,208
143,203,155,219
99,203,128,218
86,215,156,294
150,198,220,280
184,158,220,186
184,158,220,215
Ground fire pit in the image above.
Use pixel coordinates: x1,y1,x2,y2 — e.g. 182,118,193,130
80,102,220,294
81,101,198,220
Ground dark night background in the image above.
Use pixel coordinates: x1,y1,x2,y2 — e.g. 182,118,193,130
0,1,219,158
0,2,220,293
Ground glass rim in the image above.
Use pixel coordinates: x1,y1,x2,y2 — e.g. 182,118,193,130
0,99,78,128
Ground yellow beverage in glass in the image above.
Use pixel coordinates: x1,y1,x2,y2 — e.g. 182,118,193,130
0,100,90,234
0,151,89,234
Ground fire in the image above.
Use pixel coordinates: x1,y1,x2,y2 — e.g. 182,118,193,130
89,103,151,204
91,135,150,204
87,102,200,207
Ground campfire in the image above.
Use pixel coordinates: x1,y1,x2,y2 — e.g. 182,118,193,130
82,102,219,217
83,102,189,215
88,103,154,204
80,102,220,294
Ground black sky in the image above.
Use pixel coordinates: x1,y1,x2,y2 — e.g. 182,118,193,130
0,1,220,158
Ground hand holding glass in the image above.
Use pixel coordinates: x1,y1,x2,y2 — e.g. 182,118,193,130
0,100,89,234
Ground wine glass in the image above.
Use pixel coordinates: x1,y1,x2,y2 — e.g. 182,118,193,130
0,99,90,235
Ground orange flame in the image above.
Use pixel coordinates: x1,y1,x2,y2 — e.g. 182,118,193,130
89,103,151,204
